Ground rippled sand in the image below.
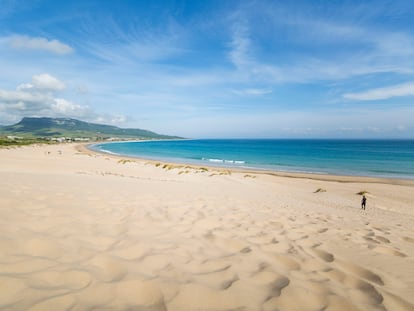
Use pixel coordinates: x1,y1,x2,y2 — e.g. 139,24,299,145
0,143,413,310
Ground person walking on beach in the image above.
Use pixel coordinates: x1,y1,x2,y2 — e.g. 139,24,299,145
361,195,367,210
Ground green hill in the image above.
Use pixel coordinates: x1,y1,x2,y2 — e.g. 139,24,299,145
0,117,180,140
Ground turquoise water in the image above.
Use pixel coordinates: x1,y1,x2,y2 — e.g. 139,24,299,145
92,139,414,179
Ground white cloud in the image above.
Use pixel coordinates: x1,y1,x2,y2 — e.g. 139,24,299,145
0,74,113,125
8,35,73,54
343,82,414,101
0,73,131,127
31,73,66,91
0,89,49,103
15,74,65,93
16,83,34,91
52,98,91,116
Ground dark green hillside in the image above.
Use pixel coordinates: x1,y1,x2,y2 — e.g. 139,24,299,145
0,117,181,140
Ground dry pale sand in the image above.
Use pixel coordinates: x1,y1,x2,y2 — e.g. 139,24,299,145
0,143,413,311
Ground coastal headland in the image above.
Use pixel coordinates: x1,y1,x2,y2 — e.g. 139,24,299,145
1,143,413,310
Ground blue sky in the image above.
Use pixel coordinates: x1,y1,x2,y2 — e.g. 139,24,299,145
1,0,414,138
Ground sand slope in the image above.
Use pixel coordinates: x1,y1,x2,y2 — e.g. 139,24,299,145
0,143,413,311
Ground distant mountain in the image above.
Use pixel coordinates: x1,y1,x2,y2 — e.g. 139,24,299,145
0,117,181,140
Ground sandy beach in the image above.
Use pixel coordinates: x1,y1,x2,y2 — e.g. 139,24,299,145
0,143,413,311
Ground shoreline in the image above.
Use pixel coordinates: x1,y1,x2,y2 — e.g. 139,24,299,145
85,143,414,186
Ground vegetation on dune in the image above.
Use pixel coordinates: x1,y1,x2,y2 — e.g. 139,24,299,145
0,137,55,147
118,159,135,164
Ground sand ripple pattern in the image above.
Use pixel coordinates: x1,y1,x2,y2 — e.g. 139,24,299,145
0,145,414,310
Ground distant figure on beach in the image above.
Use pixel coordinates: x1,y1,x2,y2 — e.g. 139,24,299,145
361,195,367,210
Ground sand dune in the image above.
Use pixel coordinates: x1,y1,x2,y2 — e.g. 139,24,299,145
0,143,413,310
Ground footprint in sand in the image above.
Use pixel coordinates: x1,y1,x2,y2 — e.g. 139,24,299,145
346,278,383,306
260,240,293,254
264,282,328,311
240,246,252,254
364,236,380,244
321,268,346,283
375,236,390,243
273,254,301,271
337,261,384,286
249,270,290,296
312,248,335,262
402,236,414,243
371,246,407,257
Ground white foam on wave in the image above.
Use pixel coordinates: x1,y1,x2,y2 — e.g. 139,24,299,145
100,149,121,156
202,158,245,165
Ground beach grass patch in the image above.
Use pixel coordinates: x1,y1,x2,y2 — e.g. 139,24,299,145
162,164,179,170
118,159,134,164
314,188,326,193
178,170,190,175
208,170,230,176
244,174,256,178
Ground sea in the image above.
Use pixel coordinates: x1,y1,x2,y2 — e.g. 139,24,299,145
91,139,414,179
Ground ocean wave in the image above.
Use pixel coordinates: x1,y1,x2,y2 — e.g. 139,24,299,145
202,158,245,165
100,149,121,156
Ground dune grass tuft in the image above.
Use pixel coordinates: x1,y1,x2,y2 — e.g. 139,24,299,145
118,159,134,164
244,174,256,178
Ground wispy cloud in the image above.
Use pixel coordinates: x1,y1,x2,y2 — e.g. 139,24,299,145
225,3,414,85
6,35,73,54
228,18,251,70
232,88,272,96
343,82,414,100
